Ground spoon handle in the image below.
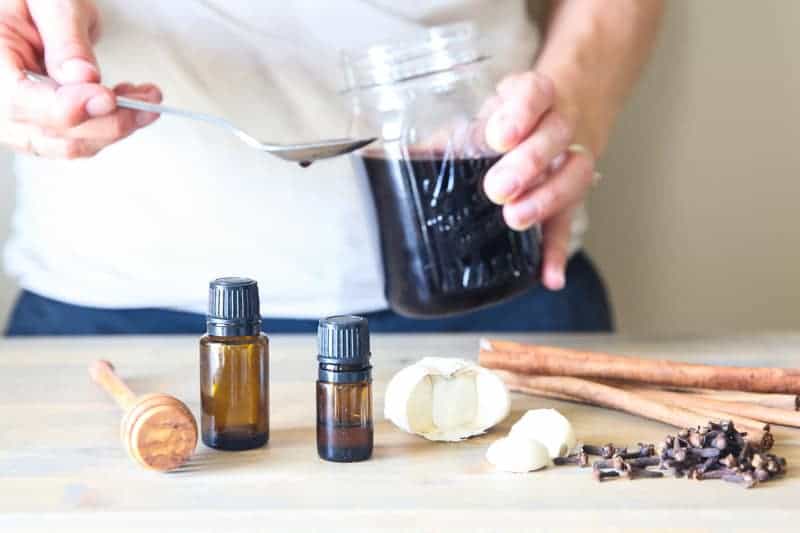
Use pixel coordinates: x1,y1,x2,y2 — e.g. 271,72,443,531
115,96,184,116
24,70,244,140
114,96,246,137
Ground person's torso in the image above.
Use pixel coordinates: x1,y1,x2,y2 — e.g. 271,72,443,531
4,0,544,317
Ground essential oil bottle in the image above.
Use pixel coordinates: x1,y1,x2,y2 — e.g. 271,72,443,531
316,315,373,462
200,277,269,450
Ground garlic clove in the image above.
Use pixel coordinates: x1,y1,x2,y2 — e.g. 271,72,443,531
486,435,550,473
509,408,576,458
382,363,434,435
384,357,510,441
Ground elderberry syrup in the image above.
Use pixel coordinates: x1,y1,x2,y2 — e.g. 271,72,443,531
343,23,541,317
354,154,540,317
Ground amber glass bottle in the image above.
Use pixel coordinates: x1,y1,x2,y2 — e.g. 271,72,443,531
200,277,269,451
316,315,373,462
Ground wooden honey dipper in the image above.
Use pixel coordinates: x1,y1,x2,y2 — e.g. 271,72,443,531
89,360,198,472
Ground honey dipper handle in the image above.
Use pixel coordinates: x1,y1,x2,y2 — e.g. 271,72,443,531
89,360,138,411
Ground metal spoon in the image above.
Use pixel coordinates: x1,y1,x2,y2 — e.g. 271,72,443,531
24,71,375,164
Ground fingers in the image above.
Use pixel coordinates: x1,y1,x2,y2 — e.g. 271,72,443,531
485,71,555,153
60,83,161,140
27,132,103,159
9,82,163,159
0,17,43,72
0,2,156,159
27,0,100,84
0,15,44,53
8,78,115,129
483,109,574,203
540,207,575,291
0,3,114,132
502,150,595,231
0,16,41,83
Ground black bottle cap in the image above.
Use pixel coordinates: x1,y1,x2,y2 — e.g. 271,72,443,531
207,277,261,336
317,315,371,367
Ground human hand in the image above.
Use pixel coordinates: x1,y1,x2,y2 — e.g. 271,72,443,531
482,71,600,291
0,0,161,158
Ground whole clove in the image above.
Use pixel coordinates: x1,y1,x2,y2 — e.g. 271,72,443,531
593,456,660,470
753,468,770,482
723,472,757,489
712,433,728,451
671,448,688,463
693,467,738,480
581,443,619,458
579,420,787,489
592,469,620,482
615,443,655,460
695,456,718,475
751,453,765,469
621,467,664,480
553,452,590,467
581,444,605,457
719,454,738,469
686,447,721,459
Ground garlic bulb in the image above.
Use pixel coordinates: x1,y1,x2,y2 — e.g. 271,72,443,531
384,357,510,441
485,435,550,473
509,408,576,458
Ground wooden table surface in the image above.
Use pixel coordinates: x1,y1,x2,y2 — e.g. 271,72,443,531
2,333,800,532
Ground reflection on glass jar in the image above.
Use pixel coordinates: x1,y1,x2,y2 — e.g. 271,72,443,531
343,23,541,318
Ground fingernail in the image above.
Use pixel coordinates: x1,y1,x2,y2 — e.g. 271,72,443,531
546,268,566,291
487,111,517,152
504,200,540,231
85,94,115,117
484,166,519,204
57,59,99,84
549,152,567,173
135,111,159,126
500,116,519,145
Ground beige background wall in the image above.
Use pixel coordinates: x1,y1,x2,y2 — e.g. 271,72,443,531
584,0,800,334
0,0,798,334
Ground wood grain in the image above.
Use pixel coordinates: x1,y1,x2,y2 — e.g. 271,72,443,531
90,360,198,472
2,334,800,532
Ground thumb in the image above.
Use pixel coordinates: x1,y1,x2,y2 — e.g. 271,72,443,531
27,1,99,84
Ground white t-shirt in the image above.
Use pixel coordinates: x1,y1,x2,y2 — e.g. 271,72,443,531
4,0,583,318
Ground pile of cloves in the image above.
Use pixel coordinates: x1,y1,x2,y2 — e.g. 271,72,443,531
557,421,787,489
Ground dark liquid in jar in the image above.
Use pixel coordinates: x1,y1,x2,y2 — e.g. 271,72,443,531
356,154,541,317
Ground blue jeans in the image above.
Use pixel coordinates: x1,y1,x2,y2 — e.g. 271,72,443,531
4,251,612,336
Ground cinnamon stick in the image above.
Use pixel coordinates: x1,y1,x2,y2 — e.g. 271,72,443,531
480,339,800,394
600,382,799,411
678,388,799,411
492,372,581,403
625,386,800,428
495,371,772,448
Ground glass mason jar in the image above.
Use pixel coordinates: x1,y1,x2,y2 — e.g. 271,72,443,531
343,23,541,318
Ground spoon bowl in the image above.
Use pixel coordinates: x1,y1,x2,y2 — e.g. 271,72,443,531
25,71,375,164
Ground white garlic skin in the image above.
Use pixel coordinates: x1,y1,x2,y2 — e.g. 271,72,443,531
383,357,510,441
509,408,577,458
485,435,550,473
